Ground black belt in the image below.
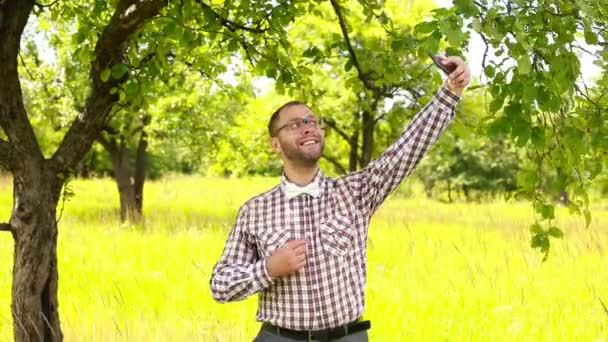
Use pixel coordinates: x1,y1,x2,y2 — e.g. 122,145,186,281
261,320,371,341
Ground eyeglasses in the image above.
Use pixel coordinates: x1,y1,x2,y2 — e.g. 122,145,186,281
273,115,325,136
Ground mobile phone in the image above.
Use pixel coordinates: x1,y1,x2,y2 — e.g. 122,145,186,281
428,53,457,75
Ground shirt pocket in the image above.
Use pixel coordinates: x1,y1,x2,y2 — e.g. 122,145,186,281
319,213,354,257
259,229,291,258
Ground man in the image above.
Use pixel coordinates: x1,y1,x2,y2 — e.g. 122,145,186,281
211,56,471,341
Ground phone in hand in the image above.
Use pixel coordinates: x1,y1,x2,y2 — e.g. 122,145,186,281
428,53,457,75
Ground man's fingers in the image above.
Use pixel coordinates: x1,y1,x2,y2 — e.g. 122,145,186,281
456,75,469,85
294,259,306,270
292,244,307,256
285,239,307,249
442,56,463,66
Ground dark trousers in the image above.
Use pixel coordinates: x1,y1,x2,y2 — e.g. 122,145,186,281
253,327,369,342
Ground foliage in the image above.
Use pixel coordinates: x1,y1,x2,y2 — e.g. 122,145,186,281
415,0,608,257
414,91,520,201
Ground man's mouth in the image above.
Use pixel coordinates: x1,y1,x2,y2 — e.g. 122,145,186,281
299,139,318,147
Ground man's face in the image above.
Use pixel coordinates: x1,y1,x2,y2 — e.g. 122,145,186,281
271,104,325,167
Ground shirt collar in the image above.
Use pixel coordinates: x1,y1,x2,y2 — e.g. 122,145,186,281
281,170,325,200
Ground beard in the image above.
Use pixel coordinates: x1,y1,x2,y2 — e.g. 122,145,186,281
279,138,324,167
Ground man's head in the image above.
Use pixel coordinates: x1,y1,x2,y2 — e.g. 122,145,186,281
268,101,325,168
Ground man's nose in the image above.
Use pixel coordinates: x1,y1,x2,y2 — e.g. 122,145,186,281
302,125,313,135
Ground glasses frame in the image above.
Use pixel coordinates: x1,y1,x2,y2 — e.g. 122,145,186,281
272,115,325,136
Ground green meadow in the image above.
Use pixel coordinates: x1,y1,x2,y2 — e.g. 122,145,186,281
0,176,606,341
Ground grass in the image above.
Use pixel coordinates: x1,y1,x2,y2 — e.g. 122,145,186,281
0,175,606,341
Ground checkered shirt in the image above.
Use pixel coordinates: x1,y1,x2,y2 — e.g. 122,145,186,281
210,86,460,330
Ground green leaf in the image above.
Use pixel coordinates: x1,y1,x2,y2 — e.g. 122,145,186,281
517,55,531,75
584,28,598,45
419,31,442,55
531,126,545,148
530,223,543,234
111,63,129,80
536,203,555,220
302,46,321,59
487,116,508,137
415,21,437,34
344,58,354,72
484,65,495,78
489,97,504,113
100,68,111,82
124,82,138,101
454,0,479,16
547,226,564,238
439,16,465,48
517,169,538,190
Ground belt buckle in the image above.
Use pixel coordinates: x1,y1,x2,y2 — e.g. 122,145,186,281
311,329,329,342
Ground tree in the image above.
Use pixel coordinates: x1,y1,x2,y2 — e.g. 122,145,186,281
0,1,168,339
1,0,303,339
283,0,441,173
414,91,520,201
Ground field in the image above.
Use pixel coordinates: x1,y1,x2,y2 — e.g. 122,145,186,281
0,176,607,341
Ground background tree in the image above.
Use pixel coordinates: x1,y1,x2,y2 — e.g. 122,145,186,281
282,0,441,173
414,91,520,202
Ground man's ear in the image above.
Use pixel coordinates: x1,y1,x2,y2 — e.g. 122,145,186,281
271,137,282,154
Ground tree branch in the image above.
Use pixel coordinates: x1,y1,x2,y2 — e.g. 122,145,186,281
194,0,268,33
0,0,44,163
96,131,118,155
33,0,59,9
52,0,167,171
323,117,352,145
0,222,11,232
321,154,347,175
329,0,379,92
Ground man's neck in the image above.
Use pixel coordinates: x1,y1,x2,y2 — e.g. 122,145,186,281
283,164,319,186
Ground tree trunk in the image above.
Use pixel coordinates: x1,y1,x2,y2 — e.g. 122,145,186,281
447,179,452,203
348,131,359,172
11,163,63,342
103,130,148,223
133,131,147,214
360,110,375,168
108,143,139,223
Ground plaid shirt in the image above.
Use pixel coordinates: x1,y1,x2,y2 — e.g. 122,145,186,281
210,86,460,330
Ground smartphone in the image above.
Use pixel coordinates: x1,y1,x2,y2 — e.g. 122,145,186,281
428,53,457,75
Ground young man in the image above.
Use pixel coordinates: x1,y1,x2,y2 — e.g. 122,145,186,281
211,56,471,341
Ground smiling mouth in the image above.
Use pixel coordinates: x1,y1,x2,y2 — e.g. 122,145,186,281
300,139,318,146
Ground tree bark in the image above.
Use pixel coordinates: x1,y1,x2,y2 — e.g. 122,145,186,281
11,163,63,342
133,131,147,214
99,135,141,223
348,132,359,172
113,146,138,222
361,110,375,168
99,128,148,223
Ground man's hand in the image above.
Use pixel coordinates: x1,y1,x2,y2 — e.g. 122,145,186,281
441,56,471,96
266,239,307,278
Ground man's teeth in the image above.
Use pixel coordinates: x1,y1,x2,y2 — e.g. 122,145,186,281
302,140,316,146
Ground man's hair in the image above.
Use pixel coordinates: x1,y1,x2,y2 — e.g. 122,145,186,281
268,100,310,137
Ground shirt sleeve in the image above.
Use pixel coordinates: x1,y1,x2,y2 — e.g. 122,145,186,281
343,86,460,217
210,205,274,302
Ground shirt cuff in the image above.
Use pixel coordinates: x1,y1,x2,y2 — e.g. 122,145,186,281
251,259,274,289
436,85,461,113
